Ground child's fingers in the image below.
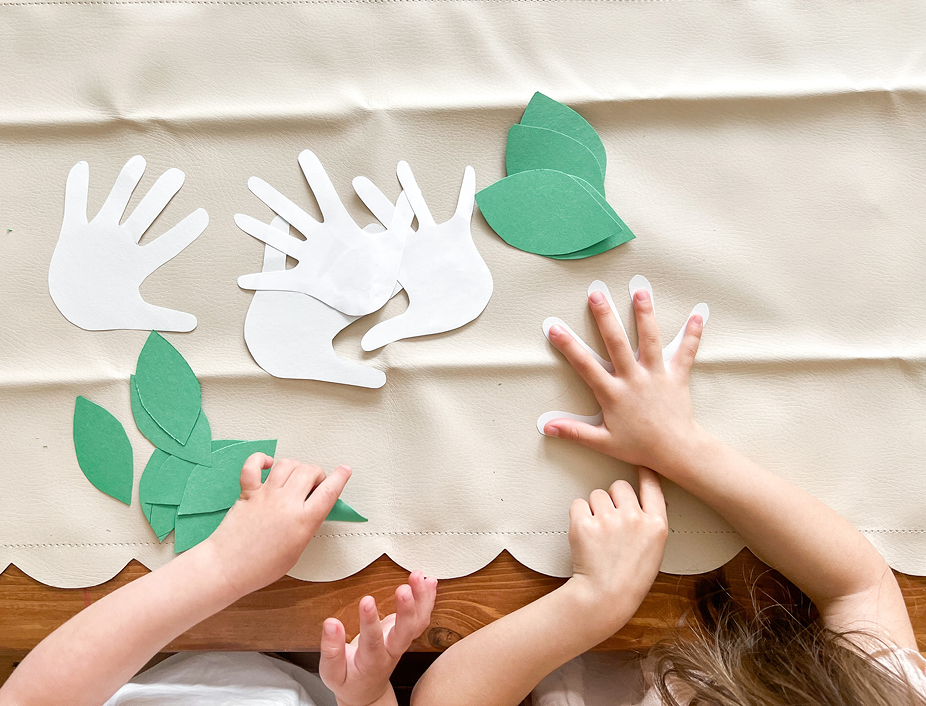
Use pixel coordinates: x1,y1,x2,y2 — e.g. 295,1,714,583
588,291,634,374
264,457,299,488
633,289,663,370
637,466,667,522
239,453,272,495
385,584,418,654
410,572,438,626
608,479,641,511
569,498,593,526
547,324,614,391
284,462,327,500
357,595,388,662
319,618,348,689
589,488,616,516
304,465,352,525
543,418,612,455
670,315,704,383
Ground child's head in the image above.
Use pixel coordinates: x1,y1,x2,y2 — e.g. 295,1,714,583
648,574,926,706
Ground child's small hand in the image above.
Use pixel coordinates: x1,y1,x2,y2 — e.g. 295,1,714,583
320,571,438,706
202,453,351,599
566,467,668,634
544,288,706,472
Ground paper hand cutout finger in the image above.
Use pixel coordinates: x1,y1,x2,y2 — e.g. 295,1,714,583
243,217,387,389
236,150,413,317
537,277,709,435
48,156,208,331
359,162,494,351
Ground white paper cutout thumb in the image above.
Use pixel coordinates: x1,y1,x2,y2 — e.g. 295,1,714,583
537,277,709,435
357,161,494,351
236,150,413,317
243,217,387,389
48,156,208,332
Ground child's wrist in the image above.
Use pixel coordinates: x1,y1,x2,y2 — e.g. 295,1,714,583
650,423,716,479
560,577,636,642
337,685,398,706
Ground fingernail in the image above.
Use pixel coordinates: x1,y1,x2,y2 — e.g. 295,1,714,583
635,290,650,302
324,620,338,636
545,425,560,437
549,324,563,338
589,291,605,305
691,315,703,327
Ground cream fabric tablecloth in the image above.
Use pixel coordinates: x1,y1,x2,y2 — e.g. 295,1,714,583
1,0,925,588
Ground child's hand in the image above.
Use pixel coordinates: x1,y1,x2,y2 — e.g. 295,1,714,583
320,571,438,706
201,453,351,599
544,288,705,472
567,467,668,634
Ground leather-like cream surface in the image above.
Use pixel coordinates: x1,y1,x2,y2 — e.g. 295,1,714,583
1,0,925,586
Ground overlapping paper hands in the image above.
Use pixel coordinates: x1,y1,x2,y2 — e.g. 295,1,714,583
237,151,493,387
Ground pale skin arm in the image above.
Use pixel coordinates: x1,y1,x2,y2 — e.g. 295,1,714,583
411,468,669,706
0,454,436,706
541,287,916,649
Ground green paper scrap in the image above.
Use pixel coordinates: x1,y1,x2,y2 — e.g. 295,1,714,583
174,509,227,553
138,448,170,505
506,124,605,195
134,331,202,445
178,439,278,515
149,503,178,541
326,498,368,523
476,170,626,256
142,454,198,506
520,92,607,180
130,375,212,466
73,396,134,505
212,440,243,452
549,176,634,258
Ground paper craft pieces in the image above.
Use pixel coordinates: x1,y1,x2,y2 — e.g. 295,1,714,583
236,150,414,317
244,217,387,388
327,497,369,522
73,396,133,505
358,162,494,351
475,92,634,259
135,331,202,444
179,440,278,515
537,277,709,435
48,155,208,332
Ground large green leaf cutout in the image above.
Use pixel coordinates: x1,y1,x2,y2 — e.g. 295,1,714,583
506,124,605,195
519,92,607,180
326,498,368,522
476,170,625,256
130,375,211,466
73,396,133,505
178,440,278,515
174,509,227,553
134,331,202,445
142,455,198,506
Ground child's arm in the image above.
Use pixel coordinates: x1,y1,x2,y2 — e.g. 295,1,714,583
0,454,350,706
411,467,668,706
542,288,916,649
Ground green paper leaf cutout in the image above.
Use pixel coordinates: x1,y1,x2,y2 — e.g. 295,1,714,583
520,92,606,180
141,454,198,506
149,503,177,541
325,498,368,523
178,439,278,515
174,509,227,553
130,375,212,466
134,331,201,445
138,448,170,505
549,176,635,259
506,124,605,195
212,440,243,452
476,170,625,256
73,396,134,505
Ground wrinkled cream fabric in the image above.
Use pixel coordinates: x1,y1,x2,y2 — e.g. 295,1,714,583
1,0,925,588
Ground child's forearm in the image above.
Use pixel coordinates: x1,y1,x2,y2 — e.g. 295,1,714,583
661,430,914,644
0,541,242,706
411,579,627,706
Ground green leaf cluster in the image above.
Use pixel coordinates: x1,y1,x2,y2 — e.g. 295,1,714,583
476,92,635,259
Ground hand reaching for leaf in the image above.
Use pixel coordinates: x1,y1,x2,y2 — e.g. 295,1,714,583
48,155,208,332
236,150,414,317
320,571,438,706
357,162,494,351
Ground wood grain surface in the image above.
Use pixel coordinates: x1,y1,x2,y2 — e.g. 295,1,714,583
2,550,926,654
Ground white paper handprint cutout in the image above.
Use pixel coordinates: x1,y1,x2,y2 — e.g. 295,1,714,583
236,150,413,317
537,277,709,434
48,155,208,331
357,161,494,351
243,217,388,389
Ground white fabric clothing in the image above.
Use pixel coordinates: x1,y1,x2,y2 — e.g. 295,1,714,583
103,652,337,706
532,648,926,706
